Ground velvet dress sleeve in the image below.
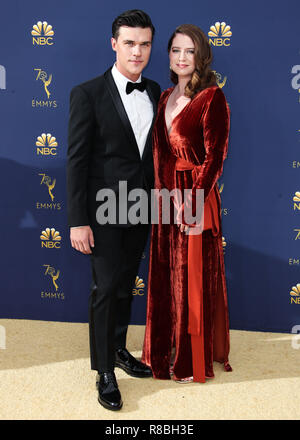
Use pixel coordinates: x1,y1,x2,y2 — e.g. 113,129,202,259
178,87,230,227
193,86,230,200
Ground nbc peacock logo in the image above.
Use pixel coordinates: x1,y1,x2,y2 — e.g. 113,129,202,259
290,283,300,304
293,191,300,211
208,21,232,47
40,227,61,249
36,133,58,156
132,276,145,296
31,21,54,45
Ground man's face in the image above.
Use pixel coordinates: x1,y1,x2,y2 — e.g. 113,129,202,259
111,26,152,81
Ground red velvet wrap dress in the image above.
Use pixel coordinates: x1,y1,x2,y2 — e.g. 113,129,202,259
142,85,232,382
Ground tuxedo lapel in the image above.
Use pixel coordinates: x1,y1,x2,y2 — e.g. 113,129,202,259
141,80,157,161
145,80,157,116
104,69,140,158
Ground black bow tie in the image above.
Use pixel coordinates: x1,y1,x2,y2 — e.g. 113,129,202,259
126,79,147,95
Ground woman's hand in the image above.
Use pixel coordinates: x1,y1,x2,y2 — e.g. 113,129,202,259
177,223,189,233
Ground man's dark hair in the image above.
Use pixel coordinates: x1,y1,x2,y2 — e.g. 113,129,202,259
112,9,155,40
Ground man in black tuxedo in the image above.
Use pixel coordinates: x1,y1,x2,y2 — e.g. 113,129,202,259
67,10,161,411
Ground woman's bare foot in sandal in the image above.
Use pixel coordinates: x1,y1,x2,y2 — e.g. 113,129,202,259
174,376,193,383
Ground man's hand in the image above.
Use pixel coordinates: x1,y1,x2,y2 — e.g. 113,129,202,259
70,226,94,254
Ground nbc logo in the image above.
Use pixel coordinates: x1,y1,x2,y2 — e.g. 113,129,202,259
36,133,58,155
132,276,145,296
293,191,300,211
290,283,300,304
208,21,232,47
40,228,61,248
31,21,54,45
0,65,6,90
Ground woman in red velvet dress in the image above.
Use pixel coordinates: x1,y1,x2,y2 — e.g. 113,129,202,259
142,24,233,383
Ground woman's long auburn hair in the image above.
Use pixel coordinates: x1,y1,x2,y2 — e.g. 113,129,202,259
168,24,216,98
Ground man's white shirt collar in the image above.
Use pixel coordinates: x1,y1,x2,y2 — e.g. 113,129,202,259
110,63,153,160
111,63,142,91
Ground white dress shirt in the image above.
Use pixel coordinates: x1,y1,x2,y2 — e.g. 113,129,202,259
111,63,153,158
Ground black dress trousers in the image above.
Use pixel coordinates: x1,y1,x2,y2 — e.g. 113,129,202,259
88,223,150,373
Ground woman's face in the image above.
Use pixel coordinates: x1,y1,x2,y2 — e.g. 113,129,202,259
169,33,195,79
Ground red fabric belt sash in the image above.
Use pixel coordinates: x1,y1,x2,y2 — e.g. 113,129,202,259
175,157,219,235
175,157,221,382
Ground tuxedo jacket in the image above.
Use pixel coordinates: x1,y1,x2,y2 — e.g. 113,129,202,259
67,68,161,228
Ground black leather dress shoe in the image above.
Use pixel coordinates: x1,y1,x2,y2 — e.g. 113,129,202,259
96,372,123,411
115,348,152,378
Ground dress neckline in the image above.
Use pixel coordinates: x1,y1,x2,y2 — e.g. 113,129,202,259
164,87,192,137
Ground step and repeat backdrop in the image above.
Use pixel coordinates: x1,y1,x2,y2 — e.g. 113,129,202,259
0,0,299,332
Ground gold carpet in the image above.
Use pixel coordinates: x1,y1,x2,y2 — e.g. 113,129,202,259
0,319,299,420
